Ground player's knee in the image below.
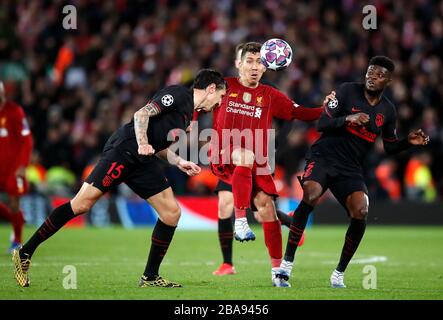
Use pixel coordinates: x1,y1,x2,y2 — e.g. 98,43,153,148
302,183,322,206
303,181,322,206
349,204,368,220
71,198,94,215
232,149,254,168
218,193,233,219
347,192,369,220
162,203,181,225
254,193,276,222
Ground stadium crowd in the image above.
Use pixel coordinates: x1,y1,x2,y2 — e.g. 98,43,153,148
0,0,442,202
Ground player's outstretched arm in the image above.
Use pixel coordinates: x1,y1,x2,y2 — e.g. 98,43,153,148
383,129,430,155
288,91,337,122
291,104,324,121
134,103,161,156
156,148,201,176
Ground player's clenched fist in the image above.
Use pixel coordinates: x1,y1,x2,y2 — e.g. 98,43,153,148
345,113,370,126
408,129,430,146
138,144,155,156
323,91,336,106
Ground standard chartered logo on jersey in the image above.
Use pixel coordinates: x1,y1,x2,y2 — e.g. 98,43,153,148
226,101,262,118
166,121,276,176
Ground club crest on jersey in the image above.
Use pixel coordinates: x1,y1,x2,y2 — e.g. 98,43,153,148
102,175,114,187
376,113,384,127
327,97,338,109
161,94,174,107
256,96,263,106
242,92,252,103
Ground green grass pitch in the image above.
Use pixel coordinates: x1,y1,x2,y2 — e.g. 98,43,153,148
0,224,442,300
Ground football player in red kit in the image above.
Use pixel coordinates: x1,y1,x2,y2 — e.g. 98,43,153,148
0,81,33,253
212,43,303,276
209,42,333,284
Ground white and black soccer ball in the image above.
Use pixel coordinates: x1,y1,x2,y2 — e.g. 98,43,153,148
260,38,293,71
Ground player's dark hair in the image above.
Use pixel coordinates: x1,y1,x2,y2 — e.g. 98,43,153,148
369,56,395,73
241,42,262,60
193,69,226,90
235,43,246,56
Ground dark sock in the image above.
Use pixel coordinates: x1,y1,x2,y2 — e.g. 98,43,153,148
144,219,176,279
284,201,313,262
218,216,233,265
21,202,76,259
276,209,291,228
336,218,366,272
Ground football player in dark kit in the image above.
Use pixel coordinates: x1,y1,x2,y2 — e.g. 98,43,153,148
13,69,227,288
273,56,430,288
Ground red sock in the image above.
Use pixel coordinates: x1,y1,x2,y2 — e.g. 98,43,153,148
12,210,25,243
0,203,14,222
262,220,282,268
232,166,252,219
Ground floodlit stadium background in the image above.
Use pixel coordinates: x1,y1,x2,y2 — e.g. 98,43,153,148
0,0,442,228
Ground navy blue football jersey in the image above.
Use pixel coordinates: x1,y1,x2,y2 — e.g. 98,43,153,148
106,85,193,162
309,82,398,170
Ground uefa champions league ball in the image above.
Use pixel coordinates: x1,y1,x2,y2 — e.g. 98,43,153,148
260,38,293,71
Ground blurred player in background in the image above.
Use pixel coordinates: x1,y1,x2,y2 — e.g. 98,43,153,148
274,56,430,288
209,42,332,284
212,43,299,276
0,81,33,253
12,69,226,288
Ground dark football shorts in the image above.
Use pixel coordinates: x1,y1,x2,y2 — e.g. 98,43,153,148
85,146,170,199
214,179,232,194
301,157,368,208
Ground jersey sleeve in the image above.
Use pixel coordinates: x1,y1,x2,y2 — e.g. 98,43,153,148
381,105,411,155
148,86,183,114
270,87,323,121
381,106,398,142
270,88,296,120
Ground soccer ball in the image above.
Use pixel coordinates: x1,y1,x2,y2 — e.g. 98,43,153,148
260,38,293,71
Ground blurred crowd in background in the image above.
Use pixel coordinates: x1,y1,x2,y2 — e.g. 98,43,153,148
0,0,442,202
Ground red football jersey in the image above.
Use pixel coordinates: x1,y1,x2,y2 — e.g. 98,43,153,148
210,77,322,165
0,101,33,179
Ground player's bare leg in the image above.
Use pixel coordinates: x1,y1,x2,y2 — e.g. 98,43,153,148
139,187,182,288
331,191,368,288
231,148,255,242
253,191,283,285
12,182,102,287
213,190,236,275
275,180,322,287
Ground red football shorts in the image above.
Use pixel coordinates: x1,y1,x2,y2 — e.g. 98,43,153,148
0,175,28,197
210,163,278,206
